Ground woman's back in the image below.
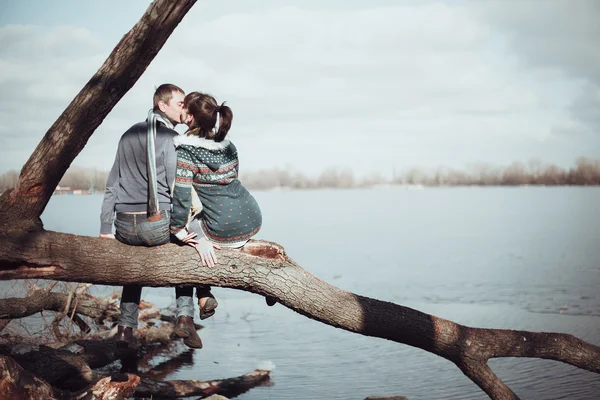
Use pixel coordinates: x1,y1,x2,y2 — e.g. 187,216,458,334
171,135,262,245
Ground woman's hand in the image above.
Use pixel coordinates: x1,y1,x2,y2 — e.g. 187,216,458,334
180,231,198,244
191,237,221,268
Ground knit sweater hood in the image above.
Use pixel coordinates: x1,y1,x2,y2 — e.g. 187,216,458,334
174,135,234,172
174,134,230,150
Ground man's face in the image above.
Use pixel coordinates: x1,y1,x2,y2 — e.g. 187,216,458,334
158,91,185,124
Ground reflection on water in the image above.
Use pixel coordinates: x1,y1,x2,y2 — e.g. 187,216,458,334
39,187,600,399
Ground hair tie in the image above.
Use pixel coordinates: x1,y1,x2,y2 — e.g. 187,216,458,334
214,109,220,133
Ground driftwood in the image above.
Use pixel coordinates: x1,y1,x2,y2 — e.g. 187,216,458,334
0,326,271,399
0,0,598,399
0,355,139,400
0,329,178,391
0,271,269,399
0,352,269,399
0,288,120,333
134,369,271,398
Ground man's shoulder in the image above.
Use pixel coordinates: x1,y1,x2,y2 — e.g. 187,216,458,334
120,121,147,138
120,121,177,139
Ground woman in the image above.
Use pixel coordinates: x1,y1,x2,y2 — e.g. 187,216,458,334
170,91,263,319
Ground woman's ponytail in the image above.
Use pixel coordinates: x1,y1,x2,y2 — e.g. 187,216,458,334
214,101,232,142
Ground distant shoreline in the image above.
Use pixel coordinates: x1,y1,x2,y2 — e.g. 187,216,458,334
46,182,600,196
2,158,599,193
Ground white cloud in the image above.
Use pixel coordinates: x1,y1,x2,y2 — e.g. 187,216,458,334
1,1,598,176
473,0,600,133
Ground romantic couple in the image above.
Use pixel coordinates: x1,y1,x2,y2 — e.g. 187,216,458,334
99,84,262,349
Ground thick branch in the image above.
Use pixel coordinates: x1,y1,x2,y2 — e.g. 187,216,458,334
464,327,600,373
0,288,119,325
0,0,197,223
459,362,519,400
1,230,598,399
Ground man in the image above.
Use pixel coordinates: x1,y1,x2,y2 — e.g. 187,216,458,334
100,84,203,349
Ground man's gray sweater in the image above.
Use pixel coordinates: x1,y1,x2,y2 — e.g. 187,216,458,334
100,120,177,234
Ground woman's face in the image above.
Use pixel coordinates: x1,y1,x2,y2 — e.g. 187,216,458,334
181,107,193,127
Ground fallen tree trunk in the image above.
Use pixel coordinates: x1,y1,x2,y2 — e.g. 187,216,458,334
1,233,599,399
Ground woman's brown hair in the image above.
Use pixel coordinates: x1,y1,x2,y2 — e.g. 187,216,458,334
184,92,232,142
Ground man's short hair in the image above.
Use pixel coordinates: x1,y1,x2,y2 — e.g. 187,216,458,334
153,84,184,111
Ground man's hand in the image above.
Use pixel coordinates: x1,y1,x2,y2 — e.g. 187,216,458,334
191,237,221,268
100,234,115,239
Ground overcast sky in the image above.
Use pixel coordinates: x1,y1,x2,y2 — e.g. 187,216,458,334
1,0,598,177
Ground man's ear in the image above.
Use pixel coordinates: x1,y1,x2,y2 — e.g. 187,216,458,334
158,100,167,113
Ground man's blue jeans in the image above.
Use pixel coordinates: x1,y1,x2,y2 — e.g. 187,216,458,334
114,210,194,328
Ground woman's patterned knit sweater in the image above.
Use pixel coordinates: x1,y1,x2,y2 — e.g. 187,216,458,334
170,134,262,245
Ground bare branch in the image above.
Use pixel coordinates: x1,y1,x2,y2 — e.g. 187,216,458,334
459,362,520,400
0,288,119,324
0,0,197,223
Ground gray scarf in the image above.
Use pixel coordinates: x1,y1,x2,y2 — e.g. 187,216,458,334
147,110,174,220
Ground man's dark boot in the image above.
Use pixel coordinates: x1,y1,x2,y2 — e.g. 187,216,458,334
173,316,203,349
115,325,134,349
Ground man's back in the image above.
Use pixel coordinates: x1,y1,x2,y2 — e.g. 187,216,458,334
115,121,177,208
100,120,177,233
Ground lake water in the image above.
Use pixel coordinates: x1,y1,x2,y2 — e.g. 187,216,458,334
37,187,600,399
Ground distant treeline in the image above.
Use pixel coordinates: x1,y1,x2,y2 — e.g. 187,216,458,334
240,157,600,189
1,158,599,193
0,166,109,193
